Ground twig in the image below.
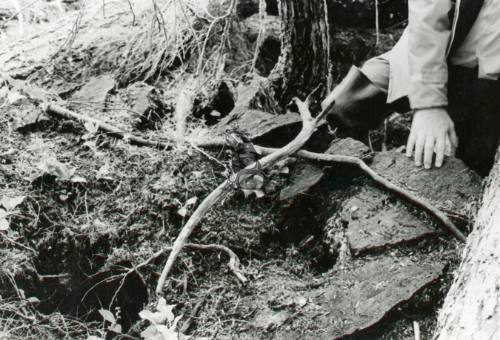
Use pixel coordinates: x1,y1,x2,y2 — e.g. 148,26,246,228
125,0,136,25
107,243,246,306
180,285,224,334
43,103,173,149
0,232,37,254
155,97,333,294
43,102,466,242
414,321,421,340
254,146,467,242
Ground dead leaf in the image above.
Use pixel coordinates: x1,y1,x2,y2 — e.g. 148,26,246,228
242,189,265,199
177,207,188,217
7,90,25,105
1,195,25,211
97,162,112,179
37,156,75,180
109,324,122,333
253,309,290,330
71,175,87,183
0,209,10,230
177,197,198,217
98,309,116,324
184,197,198,206
139,299,176,326
0,218,9,231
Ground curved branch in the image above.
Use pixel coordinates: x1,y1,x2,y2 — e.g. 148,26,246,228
155,97,333,294
255,146,467,242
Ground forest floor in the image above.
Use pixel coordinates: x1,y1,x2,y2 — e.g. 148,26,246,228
0,1,483,339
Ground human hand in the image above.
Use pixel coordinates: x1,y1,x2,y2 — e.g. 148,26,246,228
406,108,458,169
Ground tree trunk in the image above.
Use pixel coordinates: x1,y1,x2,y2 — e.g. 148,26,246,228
270,0,334,106
434,148,500,339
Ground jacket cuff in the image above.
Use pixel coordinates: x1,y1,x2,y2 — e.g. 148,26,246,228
409,82,448,109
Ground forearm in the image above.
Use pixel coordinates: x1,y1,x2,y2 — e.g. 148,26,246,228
408,0,453,109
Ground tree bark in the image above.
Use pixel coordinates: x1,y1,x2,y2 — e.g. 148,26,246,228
270,0,334,106
434,148,500,340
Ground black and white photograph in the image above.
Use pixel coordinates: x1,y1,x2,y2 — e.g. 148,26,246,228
0,0,498,339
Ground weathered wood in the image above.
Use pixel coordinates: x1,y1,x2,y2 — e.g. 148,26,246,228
434,148,500,340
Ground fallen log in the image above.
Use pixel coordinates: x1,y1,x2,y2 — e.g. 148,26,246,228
434,148,500,339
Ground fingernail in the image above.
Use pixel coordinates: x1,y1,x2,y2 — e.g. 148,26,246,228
425,164,430,169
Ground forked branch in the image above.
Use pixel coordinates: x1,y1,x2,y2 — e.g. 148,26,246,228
155,97,333,294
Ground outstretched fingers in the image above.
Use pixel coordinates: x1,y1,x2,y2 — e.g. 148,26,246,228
434,133,446,168
423,136,435,169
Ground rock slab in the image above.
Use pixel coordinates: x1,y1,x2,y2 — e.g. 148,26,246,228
339,151,482,254
309,257,444,339
342,186,438,254
71,75,115,107
267,257,445,340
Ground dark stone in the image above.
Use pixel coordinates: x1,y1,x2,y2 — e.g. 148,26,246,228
233,77,279,113
127,82,153,117
13,107,52,134
336,151,481,254
305,258,445,339
241,257,444,339
279,163,324,202
342,186,438,255
326,137,372,160
125,82,169,128
216,108,301,147
71,75,115,107
370,151,482,216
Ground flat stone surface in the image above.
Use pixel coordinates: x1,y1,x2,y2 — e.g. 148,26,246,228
326,137,372,160
279,138,373,203
279,163,324,202
339,151,481,253
304,257,445,339
238,257,445,339
71,75,115,107
342,186,438,255
217,108,301,145
370,151,482,215
126,82,154,117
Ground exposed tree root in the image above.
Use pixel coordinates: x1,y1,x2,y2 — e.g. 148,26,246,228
255,147,467,242
106,243,247,307
43,103,174,149
43,102,466,243
43,100,466,296
155,94,331,294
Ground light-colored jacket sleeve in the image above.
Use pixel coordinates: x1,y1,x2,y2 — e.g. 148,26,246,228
408,0,454,109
